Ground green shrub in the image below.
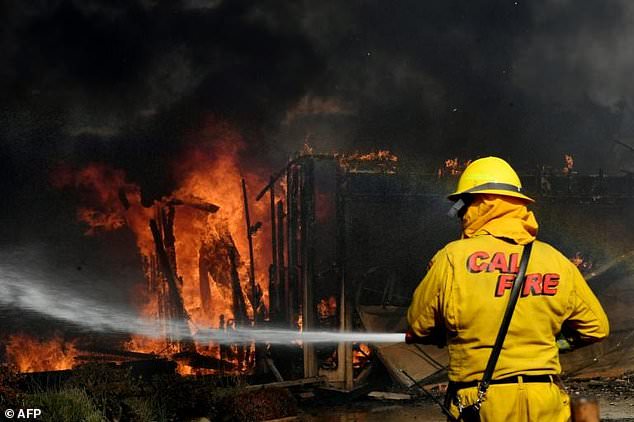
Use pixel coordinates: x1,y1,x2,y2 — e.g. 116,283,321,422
64,363,143,421
9,362,277,421
64,363,227,421
124,396,159,422
24,388,105,422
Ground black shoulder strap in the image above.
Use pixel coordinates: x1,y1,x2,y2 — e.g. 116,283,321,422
478,241,534,395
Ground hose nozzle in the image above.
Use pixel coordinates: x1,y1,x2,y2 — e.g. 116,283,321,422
405,329,426,344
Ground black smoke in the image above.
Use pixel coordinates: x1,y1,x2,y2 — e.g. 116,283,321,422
1,1,634,313
3,1,634,202
286,0,634,170
0,1,323,205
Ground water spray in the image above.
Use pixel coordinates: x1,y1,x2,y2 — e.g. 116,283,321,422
0,264,407,345
197,328,405,345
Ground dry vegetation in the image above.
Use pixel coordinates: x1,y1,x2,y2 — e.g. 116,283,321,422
0,364,297,422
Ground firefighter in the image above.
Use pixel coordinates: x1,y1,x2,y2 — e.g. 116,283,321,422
407,156,609,422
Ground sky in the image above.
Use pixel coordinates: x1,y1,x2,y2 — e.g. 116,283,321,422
1,0,634,322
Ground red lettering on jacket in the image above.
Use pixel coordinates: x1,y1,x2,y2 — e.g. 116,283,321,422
467,251,489,273
522,273,542,296
467,250,561,297
542,273,560,295
496,274,516,296
508,253,519,273
496,273,560,297
488,252,509,273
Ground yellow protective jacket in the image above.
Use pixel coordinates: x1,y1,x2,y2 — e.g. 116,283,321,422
407,195,609,382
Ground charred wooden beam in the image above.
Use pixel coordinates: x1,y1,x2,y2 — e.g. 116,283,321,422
75,355,131,362
336,166,354,390
77,348,159,359
242,178,258,320
151,208,173,345
229,246,249,326
200,224,245,320
165,196,220,213
265,357,284,382
161,205,178,283
149,218,195,353
276,200,286,324
256,153,337,201
287,165,299,328
198,245,212,315
300,158,318,378
150,218,182,312
172,351,237,371
269,177,279,322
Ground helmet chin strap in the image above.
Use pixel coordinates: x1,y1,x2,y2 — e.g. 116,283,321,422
447,198,467,218
447,194,475,218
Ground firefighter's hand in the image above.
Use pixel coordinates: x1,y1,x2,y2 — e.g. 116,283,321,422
556,336,572,352
405,327,446,347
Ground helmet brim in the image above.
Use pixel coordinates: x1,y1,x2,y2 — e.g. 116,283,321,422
447,189,534,203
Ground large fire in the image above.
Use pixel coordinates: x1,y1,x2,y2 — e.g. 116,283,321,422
5,139,397,375
5,334,78,373
7,120,273,374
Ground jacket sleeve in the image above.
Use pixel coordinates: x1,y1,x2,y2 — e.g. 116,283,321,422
564,265,609,344
407,248,451,341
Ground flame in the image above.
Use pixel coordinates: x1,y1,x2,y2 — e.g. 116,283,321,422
170,131,271,330
570,251,593,274
439,158,472,176
336,150,398,174
563,154,574,175
51,119,272,373
41,140,402,374
302,143,315,155
345,150,398,162
353,343,371,368
5,334,78,373
317,296,337,322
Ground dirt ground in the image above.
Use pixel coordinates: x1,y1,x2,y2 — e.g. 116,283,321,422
300,399,634,421
299,376,634,421
300,400,446,422
567,375,634,421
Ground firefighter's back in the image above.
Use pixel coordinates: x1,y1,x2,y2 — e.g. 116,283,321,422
440,235,608,421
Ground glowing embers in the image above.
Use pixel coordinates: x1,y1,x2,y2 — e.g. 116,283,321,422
318,343,373,371
570,251,593,275
438,158,472,177
5,334,78,373
563,154,574,175
353,343,372,369
317,296,337,327
337,150,398,174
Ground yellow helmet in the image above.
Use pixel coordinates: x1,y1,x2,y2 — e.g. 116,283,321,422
448,156,534,202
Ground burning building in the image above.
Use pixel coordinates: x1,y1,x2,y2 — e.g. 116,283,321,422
4,148,634,392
